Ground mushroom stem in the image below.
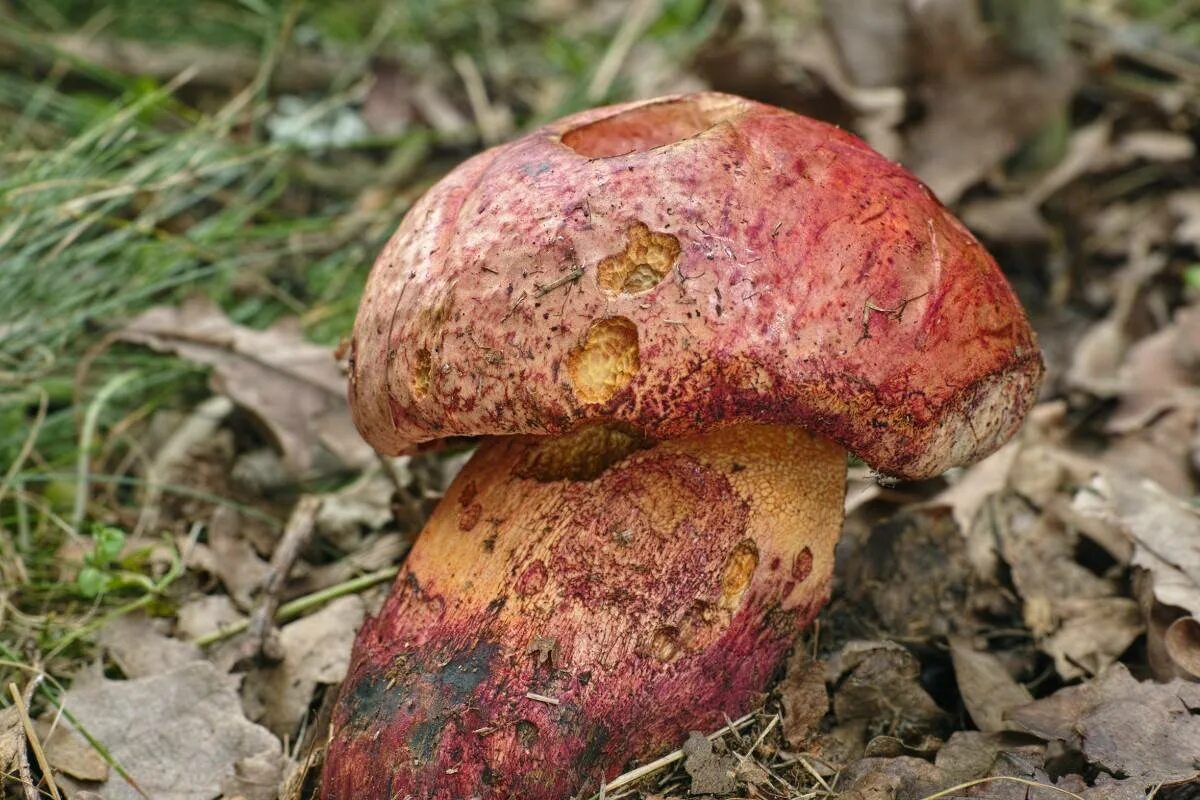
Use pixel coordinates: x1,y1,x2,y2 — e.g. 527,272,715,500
323,423,846,799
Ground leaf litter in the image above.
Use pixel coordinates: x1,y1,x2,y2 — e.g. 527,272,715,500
5,1,1200,799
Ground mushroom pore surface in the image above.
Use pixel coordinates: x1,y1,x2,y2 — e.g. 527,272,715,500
322,422,845,800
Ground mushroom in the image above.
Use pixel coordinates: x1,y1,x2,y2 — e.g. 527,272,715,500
323,92,1042,799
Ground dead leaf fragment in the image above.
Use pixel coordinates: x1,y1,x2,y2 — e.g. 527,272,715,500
242,596,365,737
829,641,947,743
779,647,829,748
1163,616,1200,680
1075,474,1200,617
1009,664,1200,785
902,0,1076,202
841,509,981,640
58,661,280,800
177,593,247,642
95,614,202,680
205,506,271,610
119,299,374,478
837,756,945,800
681,732,737,796
221,748,285,800
934,731,1044,786
948,638,1033,733
34,717,109,782
0,706,21,778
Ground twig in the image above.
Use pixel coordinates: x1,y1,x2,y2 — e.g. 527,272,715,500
524,692,560,706
237,495,322,662
534,266,584,297
739,713,779,759
590,712,756,798
197,566,399,647
918,776,1084,800
72,371,138,535
858,291,929,342
503,291,528,321
9,677,61,800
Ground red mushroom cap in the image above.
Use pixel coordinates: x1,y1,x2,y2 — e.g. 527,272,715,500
349,91,1042,479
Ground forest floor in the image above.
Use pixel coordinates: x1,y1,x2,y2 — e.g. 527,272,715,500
2,1,1200,798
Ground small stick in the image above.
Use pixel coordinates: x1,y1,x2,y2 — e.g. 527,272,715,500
739,712,779,759
535,266,584,297
502,291,528,321
592,712,756,798
238,495,322,662
10,677,61,800
524,692,560,706
918,776,1083,800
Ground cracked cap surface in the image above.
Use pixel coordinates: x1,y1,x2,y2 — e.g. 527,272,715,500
348,91,1042,479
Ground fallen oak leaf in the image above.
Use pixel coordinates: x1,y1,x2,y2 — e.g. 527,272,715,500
1074,474,1200,618
56,661,281,800
94,612,201,679
1007,664,1200,787
948,638,1033,733
119,299,375,479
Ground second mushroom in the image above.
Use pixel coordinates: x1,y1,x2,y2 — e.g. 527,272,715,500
323,92,1042,799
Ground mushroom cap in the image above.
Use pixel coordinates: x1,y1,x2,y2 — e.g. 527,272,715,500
349,91,1042,479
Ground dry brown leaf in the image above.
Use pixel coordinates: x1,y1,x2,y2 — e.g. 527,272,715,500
119,299,374,479
1038,596,1143,679
778,647,829,748
1066,250,1166,397
841,508,982,640
902,0,1076,203
94,613,201,679
837,756,945,800
221,748,285,800
785,28,905,158
961,119,1112,244
242,596,365,738
933,441,1021,540
205,506,271,610
1008,664,1200,786
819,0,913,88
1110,129,1196,165
933,731,1044,786
1074,474,1200,617
681,732,737,796
177,593,247,642
1164,616,1200,680
1108,304,1200,433
315,463,402,551
829,641,947,743
0,706,21,779
58,661,280,800
948,638,1033,733
291,533,406,597
34,717,108,782
996,499,1109,606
